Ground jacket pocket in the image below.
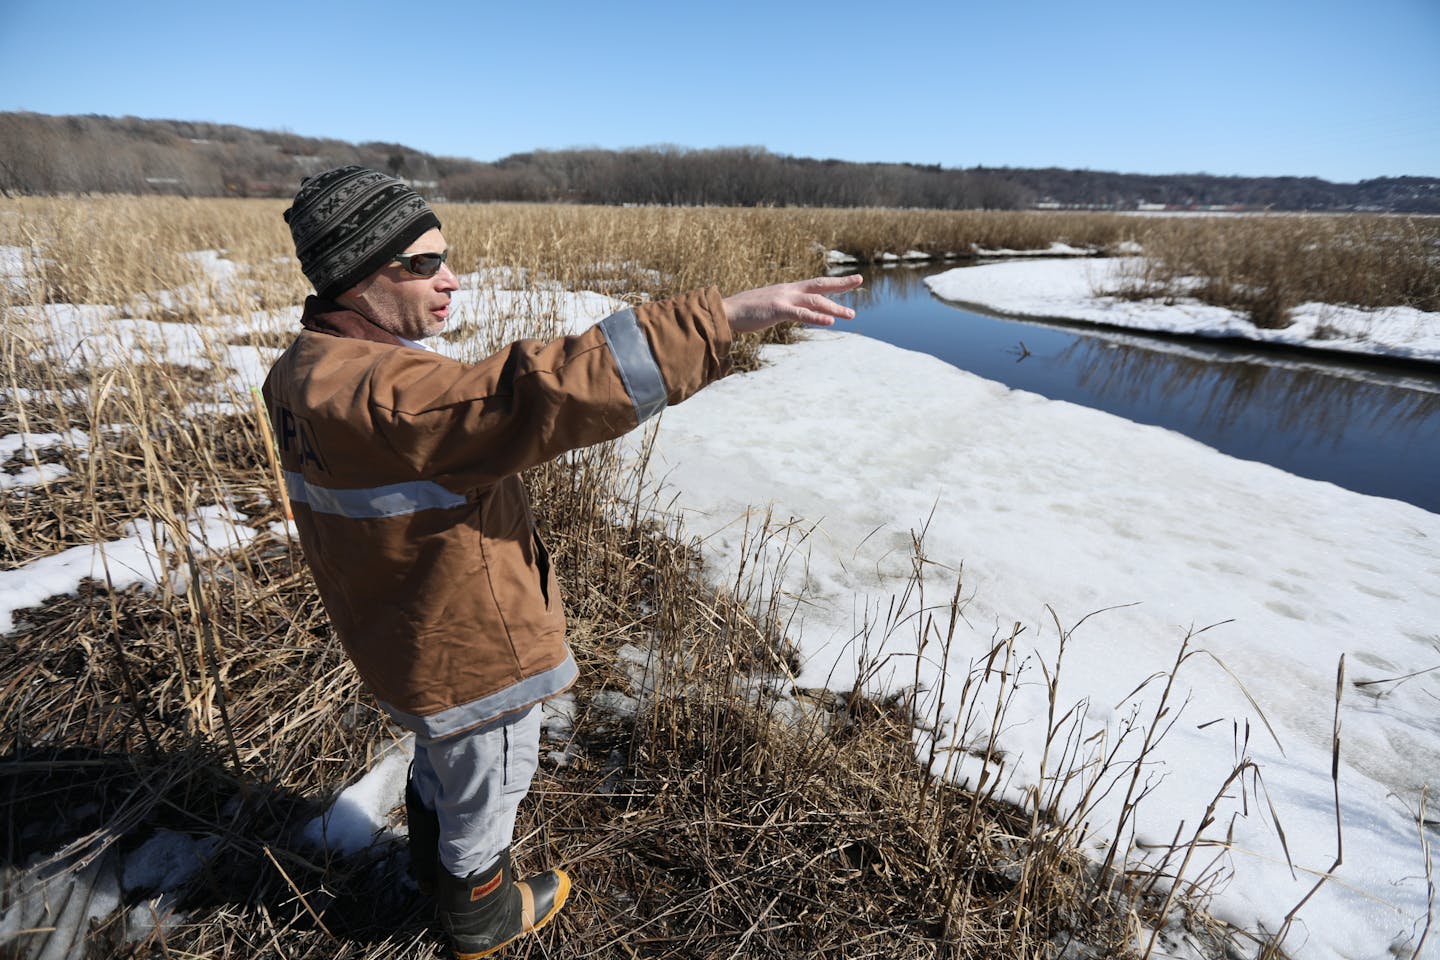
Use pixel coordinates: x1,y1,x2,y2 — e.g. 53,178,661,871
533,528,552,609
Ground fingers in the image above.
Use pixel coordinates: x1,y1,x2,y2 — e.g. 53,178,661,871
801,292,853,322
790,274,861,326
796,273,863,293
799,312,836,327
720,274,862,333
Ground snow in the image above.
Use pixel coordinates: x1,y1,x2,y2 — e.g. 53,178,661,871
541,692,578,740
124,249,248,317
182,249,240,281
1133,919,1219,960
9,301,286,400
0,849,122,959
865,249,938,262
0,463,70,489
0,504,258,634
301,736,413,856
0,244,26,277
122,829,217,895
826,249,859,265
4,258,624,401
0,831,211,955
123,891,189,945
0,430,89,460
267,518,299,539
451,281,620,333
591,689,641,718
973,241,1095,257
4,249,297,405
439,272,625,348
619,328,1440,959
925,258,1440,363
0,244,30,297
0,431,88,490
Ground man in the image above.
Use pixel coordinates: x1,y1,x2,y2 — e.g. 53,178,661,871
263,166,859,958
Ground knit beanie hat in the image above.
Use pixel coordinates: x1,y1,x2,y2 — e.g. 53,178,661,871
284,165,441,298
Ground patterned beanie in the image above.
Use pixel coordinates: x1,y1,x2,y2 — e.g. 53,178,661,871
284,166,441,298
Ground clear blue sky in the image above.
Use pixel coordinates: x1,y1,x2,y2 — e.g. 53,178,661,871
2,0,1436,182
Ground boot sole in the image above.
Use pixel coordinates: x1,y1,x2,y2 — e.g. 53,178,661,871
452,870,572,960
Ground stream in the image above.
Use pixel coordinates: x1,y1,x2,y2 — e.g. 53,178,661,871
839,261,1440,513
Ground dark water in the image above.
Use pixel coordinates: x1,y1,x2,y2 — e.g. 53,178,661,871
837,262,1440,513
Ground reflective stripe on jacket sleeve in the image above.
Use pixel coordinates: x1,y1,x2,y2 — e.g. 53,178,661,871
598,308,668,424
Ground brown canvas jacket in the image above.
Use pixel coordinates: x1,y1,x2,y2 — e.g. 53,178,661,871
262,288,733,739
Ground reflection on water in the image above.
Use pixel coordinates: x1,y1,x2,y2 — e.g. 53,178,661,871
1064,334,1440,445
840,262,1440,512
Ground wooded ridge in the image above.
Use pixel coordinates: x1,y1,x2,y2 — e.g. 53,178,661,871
3,111,1435,212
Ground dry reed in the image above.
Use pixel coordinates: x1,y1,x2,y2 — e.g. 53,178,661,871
1100,214,1440,328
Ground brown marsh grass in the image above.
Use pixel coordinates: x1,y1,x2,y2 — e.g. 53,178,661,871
4,196,1422,958
1101,214,1440,328
7,197,1433,329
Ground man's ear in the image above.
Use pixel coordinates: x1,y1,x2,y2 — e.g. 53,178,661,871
333,281,364,311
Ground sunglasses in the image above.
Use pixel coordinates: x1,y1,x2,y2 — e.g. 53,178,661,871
390,249,449,277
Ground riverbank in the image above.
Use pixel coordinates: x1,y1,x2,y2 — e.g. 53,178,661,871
925,257,1440,364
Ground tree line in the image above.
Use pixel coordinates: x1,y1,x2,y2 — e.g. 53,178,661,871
2,112,1435,213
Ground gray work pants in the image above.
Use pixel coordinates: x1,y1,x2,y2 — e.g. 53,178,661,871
410,704,542,878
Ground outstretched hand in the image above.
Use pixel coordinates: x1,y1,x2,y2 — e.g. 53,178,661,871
722,274,863,334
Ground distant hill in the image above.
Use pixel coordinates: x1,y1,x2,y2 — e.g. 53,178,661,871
2,111,1435,213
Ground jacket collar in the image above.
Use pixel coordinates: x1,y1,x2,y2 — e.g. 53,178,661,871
300,295,404,347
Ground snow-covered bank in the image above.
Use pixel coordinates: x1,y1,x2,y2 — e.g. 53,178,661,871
925,258,1440,363
824,241,1114,266
622,329,1439,959
972,240,1097,257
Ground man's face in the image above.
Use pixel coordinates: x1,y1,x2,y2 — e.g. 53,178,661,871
336,227,459,340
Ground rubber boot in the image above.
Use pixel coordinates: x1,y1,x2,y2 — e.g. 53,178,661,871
405,765,440,896
437,848,571,959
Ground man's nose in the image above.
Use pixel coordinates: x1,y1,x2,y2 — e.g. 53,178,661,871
437,264,460,290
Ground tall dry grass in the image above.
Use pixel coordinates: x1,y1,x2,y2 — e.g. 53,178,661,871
7,197,1432,329
5,196,1412,958
1102,214,1440,328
